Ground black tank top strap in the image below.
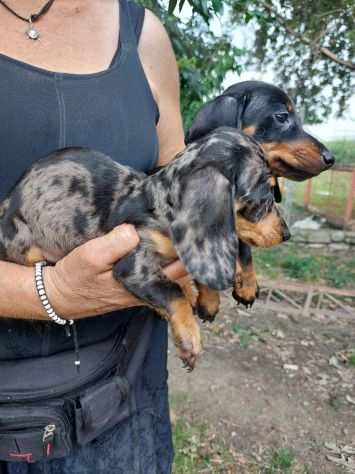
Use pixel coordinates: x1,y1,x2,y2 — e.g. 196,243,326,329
108,0,145,68
128,1,146,44
118,0,145,50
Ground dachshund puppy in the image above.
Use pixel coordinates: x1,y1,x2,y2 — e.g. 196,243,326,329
0,127,289,369
186,81,335,308
186,80,335,179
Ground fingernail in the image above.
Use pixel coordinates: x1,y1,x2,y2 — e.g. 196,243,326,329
115,224,139,245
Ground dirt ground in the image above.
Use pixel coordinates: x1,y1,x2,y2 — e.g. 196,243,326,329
168,292,355,473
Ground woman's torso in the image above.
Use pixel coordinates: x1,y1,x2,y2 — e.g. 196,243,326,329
0,0,160,360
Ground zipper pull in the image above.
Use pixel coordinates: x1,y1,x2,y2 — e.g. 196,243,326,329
43,424,56,457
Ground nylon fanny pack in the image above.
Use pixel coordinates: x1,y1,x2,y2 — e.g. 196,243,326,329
0,313,154,463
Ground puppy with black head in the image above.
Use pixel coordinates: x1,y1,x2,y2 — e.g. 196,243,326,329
186,80,334,179
186,81,335,307
0,128,289,369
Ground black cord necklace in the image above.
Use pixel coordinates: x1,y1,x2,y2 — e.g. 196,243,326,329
0,0,56,40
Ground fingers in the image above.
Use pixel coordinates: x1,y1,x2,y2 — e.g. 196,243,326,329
163,259,188,281
70,223,187,280
76,224,140,269
100,225,140,263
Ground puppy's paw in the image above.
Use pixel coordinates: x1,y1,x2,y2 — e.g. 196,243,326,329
196,303,218,322
235,270,243,290
195,286,220,323
171,316,201,371
232,282,259,308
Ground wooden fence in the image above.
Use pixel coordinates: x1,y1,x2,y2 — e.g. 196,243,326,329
301,164,355,228
255,279,355,320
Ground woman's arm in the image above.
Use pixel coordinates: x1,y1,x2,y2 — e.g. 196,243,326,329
0,225,187,320
138,9,186,165
0,225,140,320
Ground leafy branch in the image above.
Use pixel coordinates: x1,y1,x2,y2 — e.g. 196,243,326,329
259,0,355,70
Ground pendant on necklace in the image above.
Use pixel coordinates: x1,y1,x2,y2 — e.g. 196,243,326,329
26,19,40,40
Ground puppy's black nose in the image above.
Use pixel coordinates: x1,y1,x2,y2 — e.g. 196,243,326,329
322,150,335,167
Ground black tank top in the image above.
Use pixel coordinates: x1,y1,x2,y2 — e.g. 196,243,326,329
0,0,160,360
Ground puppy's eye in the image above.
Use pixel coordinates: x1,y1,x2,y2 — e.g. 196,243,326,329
274,113,288,124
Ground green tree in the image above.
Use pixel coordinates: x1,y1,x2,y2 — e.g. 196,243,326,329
141,0,245,129
231,0,355,122
144,0,354,124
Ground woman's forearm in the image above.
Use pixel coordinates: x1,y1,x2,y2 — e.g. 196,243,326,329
0,225,188,322
0,225,142,321
0,261,48,320
0,260,128,321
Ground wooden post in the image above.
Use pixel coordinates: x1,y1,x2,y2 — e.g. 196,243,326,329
344,169,355,225
304,179,312,208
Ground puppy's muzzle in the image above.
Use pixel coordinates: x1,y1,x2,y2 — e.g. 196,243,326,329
237,206,290,248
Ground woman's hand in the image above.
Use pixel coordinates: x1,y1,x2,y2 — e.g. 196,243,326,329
44,224,188,319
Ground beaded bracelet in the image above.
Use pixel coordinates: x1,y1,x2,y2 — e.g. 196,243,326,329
34,261,80,372
34,261,73,326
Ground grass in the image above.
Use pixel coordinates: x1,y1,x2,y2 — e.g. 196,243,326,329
348,353,355,367
326,140,355,167
232,324,259,348
172,418,235,473
172,413,308,473
173,418,202,473
264,448,295,473
254,243,355,288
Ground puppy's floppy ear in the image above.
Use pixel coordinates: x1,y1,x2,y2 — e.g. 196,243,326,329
170,166,238,290
185,94,248,144
185,96,237,144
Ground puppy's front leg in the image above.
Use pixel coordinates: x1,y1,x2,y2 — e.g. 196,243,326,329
113,243,201,370
232,240,259,308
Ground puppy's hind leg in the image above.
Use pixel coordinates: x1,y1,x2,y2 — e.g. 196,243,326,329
195,283,220,323
113,246,201,370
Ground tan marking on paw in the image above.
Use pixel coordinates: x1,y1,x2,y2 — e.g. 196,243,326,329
170,298,201,370
234,285,258,303
180,278,197,306
196,283,220,321
233,261,259,306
